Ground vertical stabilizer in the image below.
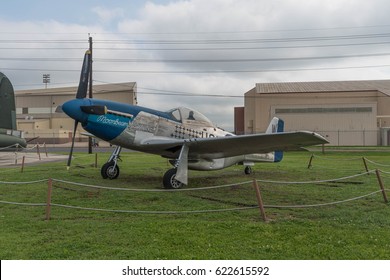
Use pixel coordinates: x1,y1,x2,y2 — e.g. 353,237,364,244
265,117,284,134
265,117,284,162
0,72,17,130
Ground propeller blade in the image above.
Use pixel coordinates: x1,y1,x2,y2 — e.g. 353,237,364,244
54,105,63,113
80,105,107,115
67,120,79,169
76,50,92,99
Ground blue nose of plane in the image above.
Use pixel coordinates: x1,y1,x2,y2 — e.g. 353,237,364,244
62,99,89,124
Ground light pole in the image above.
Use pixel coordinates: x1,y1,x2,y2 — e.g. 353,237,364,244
43,74,50,89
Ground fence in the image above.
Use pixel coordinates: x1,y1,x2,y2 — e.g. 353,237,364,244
1,166,388,222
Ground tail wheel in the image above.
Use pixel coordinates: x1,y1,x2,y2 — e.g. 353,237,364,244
244,166,252,175
101,161,120,179
163,168,183,189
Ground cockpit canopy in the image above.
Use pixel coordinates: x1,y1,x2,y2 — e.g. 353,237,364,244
167,107,214,126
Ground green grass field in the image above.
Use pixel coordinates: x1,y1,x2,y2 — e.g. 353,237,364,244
1,148,390,260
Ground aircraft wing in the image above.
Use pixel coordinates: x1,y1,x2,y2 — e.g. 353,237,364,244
140,131,328,159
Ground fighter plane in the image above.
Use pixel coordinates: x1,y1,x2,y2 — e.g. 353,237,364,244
0,72,27,149
62,51,328,188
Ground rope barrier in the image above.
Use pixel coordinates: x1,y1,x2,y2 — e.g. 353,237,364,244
0,144,20,151
1,172,388,216
1,161,388,219
378,169,390,174
0,200,46,207
50,203,258,214
256,170,375,185
52,178,253,192
310,154,363,161
0,179,48,185
0,170,378,189
0,143,47,153
264,190,385,208
364,158,390,167
310,166,363,172
2,188,386,214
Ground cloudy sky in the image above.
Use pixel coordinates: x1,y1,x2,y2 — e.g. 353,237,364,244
2,0,390,130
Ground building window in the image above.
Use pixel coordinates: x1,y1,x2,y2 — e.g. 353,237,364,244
22,107,28,114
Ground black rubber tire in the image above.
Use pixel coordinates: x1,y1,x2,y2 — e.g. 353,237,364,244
244,166,252,175
163,168,183,189
101,161,120,179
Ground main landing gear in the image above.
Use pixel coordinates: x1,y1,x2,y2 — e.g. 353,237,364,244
101,146,121,180
100,145,184,189
163,168,183,189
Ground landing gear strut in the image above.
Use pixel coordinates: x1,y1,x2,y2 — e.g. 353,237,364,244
101,146,122,179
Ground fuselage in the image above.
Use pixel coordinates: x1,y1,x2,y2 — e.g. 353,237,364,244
62,98,280,171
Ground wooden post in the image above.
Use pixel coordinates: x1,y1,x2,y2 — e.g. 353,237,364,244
362,157,370,174
375,169,388,203
36,144,41,160
14,144,19,165
95,153,98,168
44,143,48,157
21,156,25,173
253,179,267,222
46,178,53,220
307,154,314,169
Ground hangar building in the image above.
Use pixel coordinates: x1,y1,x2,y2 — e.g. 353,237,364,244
15,82,137,143
241,80,390,146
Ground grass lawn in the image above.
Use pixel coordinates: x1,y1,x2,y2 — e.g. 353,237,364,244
1,148,390,259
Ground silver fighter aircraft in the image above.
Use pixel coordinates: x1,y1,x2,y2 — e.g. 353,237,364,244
62,51,328,188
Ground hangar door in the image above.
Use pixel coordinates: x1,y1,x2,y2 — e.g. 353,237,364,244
271,104,377,145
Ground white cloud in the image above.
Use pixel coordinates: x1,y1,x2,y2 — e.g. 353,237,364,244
2,0,390,131
92,6,124,23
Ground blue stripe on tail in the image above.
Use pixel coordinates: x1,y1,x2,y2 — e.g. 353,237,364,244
275,118,284,162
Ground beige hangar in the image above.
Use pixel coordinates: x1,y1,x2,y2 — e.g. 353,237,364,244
242,80,390,146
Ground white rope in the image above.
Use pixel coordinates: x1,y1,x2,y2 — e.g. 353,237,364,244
364,158,390,167
0,179,48,185
24,189,390,213
311,154,363,161
50,203,258,214
264,190,384,208
0,144,20,151
1,190,387,214
309,166,365,172
52,178,252,192
256,170,375,185
0,200,46,206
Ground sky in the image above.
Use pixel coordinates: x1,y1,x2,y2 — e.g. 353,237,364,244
2,0,390,131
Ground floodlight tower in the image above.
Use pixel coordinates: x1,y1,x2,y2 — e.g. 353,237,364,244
43,74,50,89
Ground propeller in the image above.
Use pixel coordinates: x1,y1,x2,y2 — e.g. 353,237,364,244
67,120,79,169
76,50,91,99
67,50,92,169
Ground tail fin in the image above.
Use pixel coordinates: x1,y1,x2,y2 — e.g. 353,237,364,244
0,72,17,130
265,117,284,134
266,117,284,162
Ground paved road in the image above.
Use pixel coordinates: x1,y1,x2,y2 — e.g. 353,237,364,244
0,142,137,167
